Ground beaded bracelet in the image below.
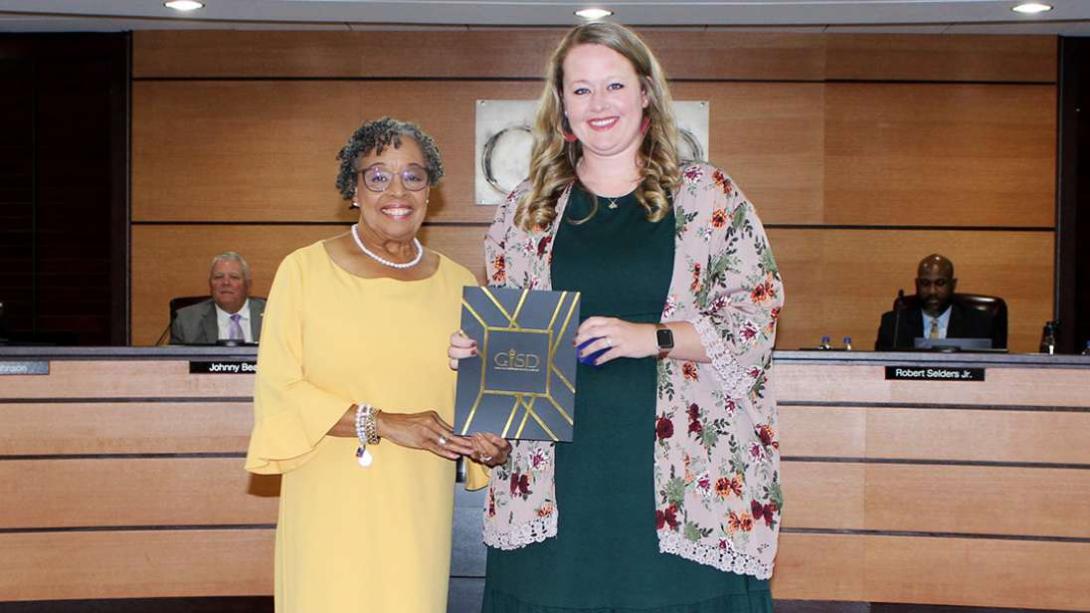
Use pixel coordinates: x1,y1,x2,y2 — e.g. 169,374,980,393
354,404,380,467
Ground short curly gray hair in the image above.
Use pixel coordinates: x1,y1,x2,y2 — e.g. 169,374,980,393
335,117,444,203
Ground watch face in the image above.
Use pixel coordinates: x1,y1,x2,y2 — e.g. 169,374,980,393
656,327,674,349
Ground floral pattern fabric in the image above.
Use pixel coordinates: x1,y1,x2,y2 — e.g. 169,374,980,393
481,163,784,579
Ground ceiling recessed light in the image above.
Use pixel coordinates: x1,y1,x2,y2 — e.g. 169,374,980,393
1011,2,1053,14
575,8,613,20
164,0,204,11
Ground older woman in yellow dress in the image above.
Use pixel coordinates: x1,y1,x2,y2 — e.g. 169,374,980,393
246,117,509,612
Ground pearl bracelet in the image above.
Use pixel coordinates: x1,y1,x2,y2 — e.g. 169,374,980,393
354,404,380,468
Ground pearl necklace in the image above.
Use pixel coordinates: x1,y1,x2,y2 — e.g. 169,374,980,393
351,224,423,269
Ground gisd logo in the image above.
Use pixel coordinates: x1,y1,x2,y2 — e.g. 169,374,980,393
493,348,541,373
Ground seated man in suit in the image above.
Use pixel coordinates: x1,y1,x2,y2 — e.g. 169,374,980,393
876,254,998,350
170,252,266,344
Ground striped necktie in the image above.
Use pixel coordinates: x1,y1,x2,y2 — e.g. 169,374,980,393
228,313,244,341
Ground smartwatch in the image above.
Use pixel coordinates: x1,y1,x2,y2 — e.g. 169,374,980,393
655,324,674,360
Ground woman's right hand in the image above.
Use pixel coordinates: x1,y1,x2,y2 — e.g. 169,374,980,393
447,329,478,370
376,410,475,460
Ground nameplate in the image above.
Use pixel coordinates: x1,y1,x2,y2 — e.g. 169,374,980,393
189,361,257,375
0,361,49,375
885,366,985,382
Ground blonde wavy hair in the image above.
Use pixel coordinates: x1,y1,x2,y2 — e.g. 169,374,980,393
514,22,682,231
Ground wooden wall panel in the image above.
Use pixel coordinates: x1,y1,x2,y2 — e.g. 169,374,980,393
673,82,825,225
824,83,1056,227
131,224,486,345
129,29,1062,374
0,402,251,455
643,30,827,81
777,462,1090,538
778,406,865,457
862,536,1090,610
0,459,278,528
0,530,274,601
863,465,1090,538
771,533,866,601
863,407,1090,464
776,363,1090,409
133,30,559,79
768,228,1054,352
134,80,1055,228
779,461,865,530
781,405,1090,465
133,81,541,224
135,80,824,225
133,30,831,81
134,31,1055,84
3,353,1084,606
825,35,1057,83
132,81,363,224
130,225,1054,351
774,534,1090,610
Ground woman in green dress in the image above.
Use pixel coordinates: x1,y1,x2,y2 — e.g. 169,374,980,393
451,22,784,612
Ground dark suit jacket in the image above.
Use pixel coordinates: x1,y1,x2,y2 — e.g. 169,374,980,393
875,302,1001,350
170,298,267,345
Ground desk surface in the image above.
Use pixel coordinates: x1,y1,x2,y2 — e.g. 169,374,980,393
1,347,1088,609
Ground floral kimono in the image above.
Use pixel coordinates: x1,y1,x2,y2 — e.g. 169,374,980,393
481,162,784,579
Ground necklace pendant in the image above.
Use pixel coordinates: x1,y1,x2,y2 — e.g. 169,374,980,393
607,199,619,210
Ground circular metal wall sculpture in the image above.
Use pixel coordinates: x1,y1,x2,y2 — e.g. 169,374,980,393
481,124,534,198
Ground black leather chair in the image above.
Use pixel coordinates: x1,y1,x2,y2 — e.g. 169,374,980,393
893,293,1008,349
154,295,212,345
169,295,211,325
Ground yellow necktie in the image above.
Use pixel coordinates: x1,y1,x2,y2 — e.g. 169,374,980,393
929,318,941,339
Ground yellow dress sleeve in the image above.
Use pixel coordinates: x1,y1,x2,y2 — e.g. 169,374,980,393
465,460,491,491
245,251,353,475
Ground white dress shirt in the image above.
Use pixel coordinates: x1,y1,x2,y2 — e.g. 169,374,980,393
215,299,253,342
921,305,952,339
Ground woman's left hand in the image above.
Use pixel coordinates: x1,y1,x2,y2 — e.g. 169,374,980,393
573,317,657,366
468,432,511,468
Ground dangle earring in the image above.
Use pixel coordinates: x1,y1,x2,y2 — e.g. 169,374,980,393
351,186,360,209
561,113,578,143
640,115,651,135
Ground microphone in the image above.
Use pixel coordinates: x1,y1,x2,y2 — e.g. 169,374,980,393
892,289,905,350
154,320,173,346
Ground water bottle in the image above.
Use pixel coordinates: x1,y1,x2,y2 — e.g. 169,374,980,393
1081,340,1090,356
842,336,853,351
819,336,831,350
1039,321,1058,355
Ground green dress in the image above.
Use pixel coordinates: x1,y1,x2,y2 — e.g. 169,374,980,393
482,186,772,612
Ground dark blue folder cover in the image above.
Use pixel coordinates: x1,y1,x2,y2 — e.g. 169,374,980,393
454,286,579,441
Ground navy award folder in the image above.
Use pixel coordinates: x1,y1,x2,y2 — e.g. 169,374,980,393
454,286,580,442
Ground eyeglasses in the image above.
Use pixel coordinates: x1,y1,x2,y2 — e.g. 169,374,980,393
359,164,429,193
